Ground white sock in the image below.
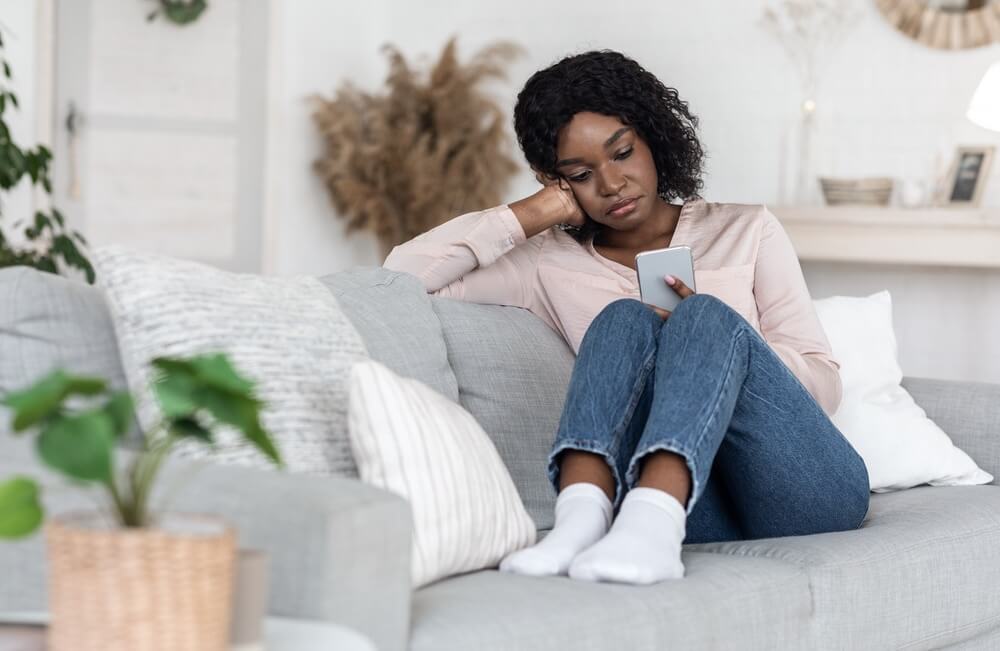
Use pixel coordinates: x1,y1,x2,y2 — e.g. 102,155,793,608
499,482,613,577
568,487,686,585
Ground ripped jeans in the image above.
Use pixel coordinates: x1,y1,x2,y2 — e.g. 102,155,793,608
546,295,870,544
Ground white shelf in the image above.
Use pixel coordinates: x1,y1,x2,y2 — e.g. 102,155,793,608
771,205,1000,269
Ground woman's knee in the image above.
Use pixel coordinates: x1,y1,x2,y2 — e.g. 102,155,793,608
671,293,736,323
659,294,748,345
600,297,655,318
590,298,661,336
816,462,871,534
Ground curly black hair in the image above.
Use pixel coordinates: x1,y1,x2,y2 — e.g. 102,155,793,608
513,50,705,243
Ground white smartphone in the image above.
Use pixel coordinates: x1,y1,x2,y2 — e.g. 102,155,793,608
635,245,696,312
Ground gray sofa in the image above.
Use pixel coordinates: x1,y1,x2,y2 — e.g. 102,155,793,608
2,265,999,651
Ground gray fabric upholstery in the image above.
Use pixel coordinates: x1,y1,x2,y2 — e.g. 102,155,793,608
0,435,412,651
411,552,812,651
411,486,1000,651
946,627,1000,650
0,267,138,441
0,266,128,399
430,297,576,532
689,485,1000,650
321,267,459,403
901,376,1000,485
4,265,1000,650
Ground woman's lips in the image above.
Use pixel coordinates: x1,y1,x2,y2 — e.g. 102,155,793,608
607,197,639,217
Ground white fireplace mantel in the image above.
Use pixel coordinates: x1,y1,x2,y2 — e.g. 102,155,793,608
771,205,1000,269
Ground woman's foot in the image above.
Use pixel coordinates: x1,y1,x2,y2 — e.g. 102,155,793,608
568,487,686,584
499,482,613,577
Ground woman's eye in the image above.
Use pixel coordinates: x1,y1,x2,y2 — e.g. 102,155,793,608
569,173,590,183
615,147,633,160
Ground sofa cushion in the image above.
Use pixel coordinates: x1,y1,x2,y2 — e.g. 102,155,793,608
815,291,992,491
901,376,1000,486
689,486,1000,650
348,359,535,589
321,268,459,403
430,297,576,532
95,246,369,476
0,267,127,393
0,267,131,436
410,552,811,651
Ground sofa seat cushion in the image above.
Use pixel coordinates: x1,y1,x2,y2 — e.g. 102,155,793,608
689,486,1000,650
410,552,812,651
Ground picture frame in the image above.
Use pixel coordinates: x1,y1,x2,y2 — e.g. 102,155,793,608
938,146,995,208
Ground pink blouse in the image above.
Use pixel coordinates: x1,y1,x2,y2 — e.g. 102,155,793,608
382,199,843,416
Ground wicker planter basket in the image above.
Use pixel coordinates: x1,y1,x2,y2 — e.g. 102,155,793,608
46,512,236,651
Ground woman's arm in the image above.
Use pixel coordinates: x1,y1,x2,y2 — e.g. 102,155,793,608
381,195,562,308
753,206,844,416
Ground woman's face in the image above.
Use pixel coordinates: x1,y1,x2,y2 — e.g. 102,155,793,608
553,111,660,233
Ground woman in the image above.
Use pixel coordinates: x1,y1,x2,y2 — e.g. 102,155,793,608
382,50,869,586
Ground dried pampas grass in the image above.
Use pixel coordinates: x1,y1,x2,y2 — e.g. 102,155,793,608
311,36,525,258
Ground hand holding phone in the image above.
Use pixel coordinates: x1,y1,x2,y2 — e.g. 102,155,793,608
635,245,697,314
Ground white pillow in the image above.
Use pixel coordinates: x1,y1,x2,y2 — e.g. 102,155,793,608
94,245,369,475
813,290,993,492
347,359,536,588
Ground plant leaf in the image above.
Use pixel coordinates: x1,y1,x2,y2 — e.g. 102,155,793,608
51,233,96,284
34,256,57,274
161,0,207,25
2,371,106,432
190,353,254,395
169,415,213,442
103,391,134,438
196,388,260,432
36,410,115,482
197,388,280,465
242,421,282,467
153,371,199,418
0,477,43,539
151,357,197,375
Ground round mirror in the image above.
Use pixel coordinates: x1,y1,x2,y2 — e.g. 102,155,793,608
875,0,1000,49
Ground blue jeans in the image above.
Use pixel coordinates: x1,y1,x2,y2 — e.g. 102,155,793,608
546,295,870,544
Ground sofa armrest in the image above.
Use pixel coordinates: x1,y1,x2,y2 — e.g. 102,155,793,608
902,376,1000,485
161,459,413,651
0,437,413,651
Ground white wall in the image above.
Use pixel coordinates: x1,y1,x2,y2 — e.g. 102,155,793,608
268,0,1000,275
9,1,1000,383
268,0,1000,383
263,0,388,276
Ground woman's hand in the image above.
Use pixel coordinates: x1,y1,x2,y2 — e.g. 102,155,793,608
533,170,587,228
646,275,696,321
509,170,587,239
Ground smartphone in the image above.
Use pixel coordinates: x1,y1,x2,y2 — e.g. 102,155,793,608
635,245,696,312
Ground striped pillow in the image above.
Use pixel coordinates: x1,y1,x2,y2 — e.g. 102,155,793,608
347,359,536,588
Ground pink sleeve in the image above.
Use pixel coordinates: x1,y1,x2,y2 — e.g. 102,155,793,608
753,207,843,416
381,205,542,309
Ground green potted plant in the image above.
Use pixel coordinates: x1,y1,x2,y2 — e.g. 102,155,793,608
0,30,94,282
0,353,282,651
